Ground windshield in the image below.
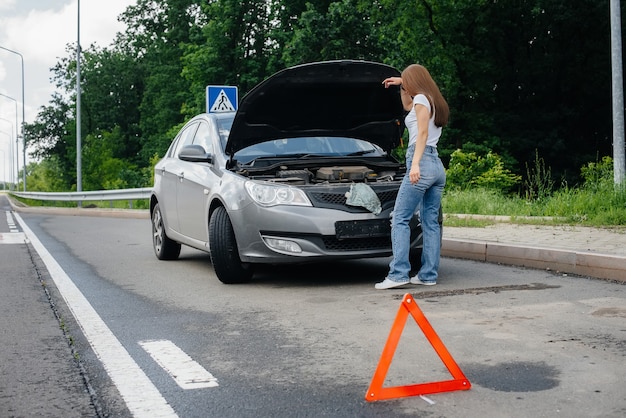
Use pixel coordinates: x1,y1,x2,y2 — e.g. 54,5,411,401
232,137,384,163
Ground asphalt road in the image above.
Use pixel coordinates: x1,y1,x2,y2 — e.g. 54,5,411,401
1,196,625,417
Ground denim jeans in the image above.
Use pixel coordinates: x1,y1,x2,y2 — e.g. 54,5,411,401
387,144,446,282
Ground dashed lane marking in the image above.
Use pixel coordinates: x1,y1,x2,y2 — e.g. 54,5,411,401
14,213,178,418
0,232,26,244
139,340,219,389
6,211,18,232
1,211,23,243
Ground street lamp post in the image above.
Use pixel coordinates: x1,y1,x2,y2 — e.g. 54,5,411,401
0,45,27,191
0,148,5,189
0,118,14,185
0,93,19,188
0,135,10,188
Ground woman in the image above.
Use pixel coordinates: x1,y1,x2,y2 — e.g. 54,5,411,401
375,64,449,289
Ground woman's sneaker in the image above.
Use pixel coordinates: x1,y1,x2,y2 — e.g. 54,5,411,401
410,275,436,286
375,278,410,290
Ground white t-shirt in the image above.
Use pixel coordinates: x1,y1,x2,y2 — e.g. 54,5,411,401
405,94,442,148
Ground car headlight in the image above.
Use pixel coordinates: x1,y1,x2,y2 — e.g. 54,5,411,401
245,181,312,207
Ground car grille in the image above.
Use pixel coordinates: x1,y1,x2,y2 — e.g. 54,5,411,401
322,236,391,251
307,187,398,212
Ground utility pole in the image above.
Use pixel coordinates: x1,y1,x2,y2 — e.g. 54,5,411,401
610,0,626,185
76,0,82,195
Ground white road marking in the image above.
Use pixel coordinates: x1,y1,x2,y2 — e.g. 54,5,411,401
6,211,18,232
0,232,26,244
139,340,219,389
14,213,178,418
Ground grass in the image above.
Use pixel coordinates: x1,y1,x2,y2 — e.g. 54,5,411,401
442,216,497,228
442,183,626,227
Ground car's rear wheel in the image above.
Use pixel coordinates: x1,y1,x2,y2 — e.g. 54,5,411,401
152,203,181,260
208,206,254,284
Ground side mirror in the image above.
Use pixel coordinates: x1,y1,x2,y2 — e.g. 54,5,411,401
179,145,213,163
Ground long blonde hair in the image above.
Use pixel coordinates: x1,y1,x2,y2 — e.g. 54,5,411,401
401,64,449,128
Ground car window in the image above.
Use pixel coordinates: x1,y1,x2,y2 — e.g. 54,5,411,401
166,136,180,158
173,123,199,158
233,137,383,163
216,116,233,151
193,121,214,154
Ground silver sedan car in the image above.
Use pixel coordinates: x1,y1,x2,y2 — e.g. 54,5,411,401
150,60,426,283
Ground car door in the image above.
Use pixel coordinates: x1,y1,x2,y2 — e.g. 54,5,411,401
160,122,198,234
177,119,219,241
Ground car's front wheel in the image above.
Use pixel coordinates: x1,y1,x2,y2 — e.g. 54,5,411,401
208,206,254,284
152,203,181,260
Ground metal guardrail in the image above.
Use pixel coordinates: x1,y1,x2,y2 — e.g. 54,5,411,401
11,187,152,202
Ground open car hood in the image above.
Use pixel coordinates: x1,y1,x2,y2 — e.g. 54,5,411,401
226,60,405,156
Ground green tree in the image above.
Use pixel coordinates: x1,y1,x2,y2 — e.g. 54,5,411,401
24,93,75,189
79,47,143,163
484,0,612,183
81,128,145,190
265,0,330,71
181,0,276,116
118,0,201,161
282,0,386,66
25,42,145,190
22,158,67,192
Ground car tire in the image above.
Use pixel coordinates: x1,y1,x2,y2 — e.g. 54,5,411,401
152,203,181,260
208,206,254,284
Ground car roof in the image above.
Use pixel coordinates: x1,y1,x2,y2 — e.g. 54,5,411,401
226,60,405,156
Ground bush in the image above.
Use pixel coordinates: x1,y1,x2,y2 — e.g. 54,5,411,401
581,156,614,190
446,149,521,193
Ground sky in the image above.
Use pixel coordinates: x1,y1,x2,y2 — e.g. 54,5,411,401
0,0,135,182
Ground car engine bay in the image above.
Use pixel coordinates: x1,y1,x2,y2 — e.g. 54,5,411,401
238,164,403,185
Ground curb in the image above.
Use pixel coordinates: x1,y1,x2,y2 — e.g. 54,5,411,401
442,238,626,282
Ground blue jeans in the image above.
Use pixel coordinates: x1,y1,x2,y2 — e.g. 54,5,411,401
387,144,446,282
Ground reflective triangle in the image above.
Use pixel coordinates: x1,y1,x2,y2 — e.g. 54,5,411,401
365,293,471,402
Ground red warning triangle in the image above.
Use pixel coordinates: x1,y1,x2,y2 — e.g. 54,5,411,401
365,293,471,402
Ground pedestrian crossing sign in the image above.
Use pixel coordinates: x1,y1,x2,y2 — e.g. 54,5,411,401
206,85,238,113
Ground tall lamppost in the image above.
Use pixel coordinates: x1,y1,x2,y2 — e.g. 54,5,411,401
0,93,19,189
0,45,26,191
0,118,14,185
0,148,5,189
0,134,10,188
